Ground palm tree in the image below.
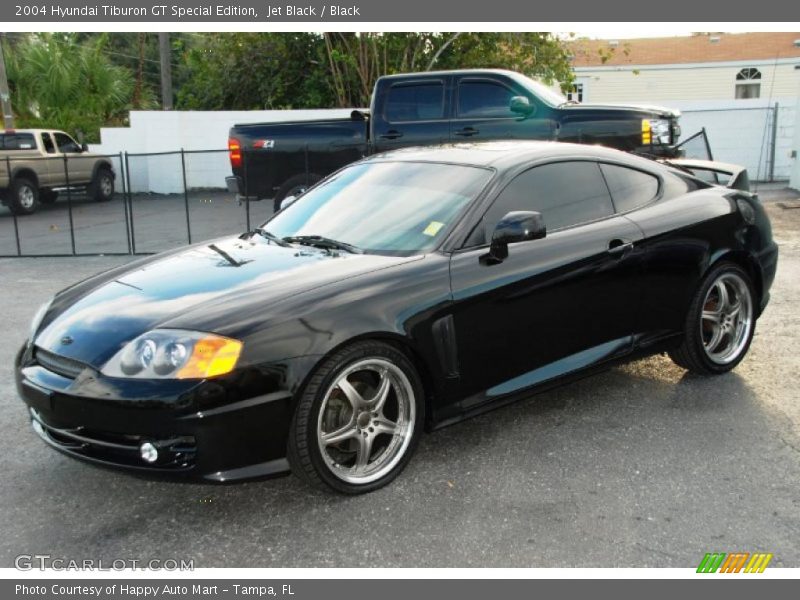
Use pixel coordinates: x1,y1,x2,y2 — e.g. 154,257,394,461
4,33,152,141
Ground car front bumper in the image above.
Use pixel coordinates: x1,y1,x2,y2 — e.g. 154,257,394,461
15,343,317,482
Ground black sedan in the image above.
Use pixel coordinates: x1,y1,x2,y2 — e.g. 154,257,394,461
16,141,778,494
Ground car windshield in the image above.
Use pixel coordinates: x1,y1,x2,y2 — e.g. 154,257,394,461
264,161,493,256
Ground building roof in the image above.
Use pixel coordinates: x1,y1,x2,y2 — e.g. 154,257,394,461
569,32,800,68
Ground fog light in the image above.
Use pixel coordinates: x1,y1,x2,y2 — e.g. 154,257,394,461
140,442,158,464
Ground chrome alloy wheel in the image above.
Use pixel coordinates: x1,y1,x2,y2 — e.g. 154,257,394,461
700,272,753,364
317,358,416,484
18,185,35,209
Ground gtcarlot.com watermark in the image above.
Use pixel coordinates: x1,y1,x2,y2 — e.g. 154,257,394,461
15,554,194,571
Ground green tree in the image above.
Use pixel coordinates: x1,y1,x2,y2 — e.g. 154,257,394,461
4,33,151,141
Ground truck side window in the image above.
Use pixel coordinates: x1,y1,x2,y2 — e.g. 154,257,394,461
457,81,517,118
42,133,56,154
55,132,81,153
0,133,36,150
384,82,445,122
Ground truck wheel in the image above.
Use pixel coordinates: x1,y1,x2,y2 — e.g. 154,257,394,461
40,189,59,204
274,173,321,213
9,177,40,215
90,167,114,202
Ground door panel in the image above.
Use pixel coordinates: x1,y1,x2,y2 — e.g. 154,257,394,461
372,78,451,153
54,132,93,184
451,77,556,142
448,216,644,408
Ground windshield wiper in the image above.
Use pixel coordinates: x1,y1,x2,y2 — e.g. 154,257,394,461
245,228,293,247
283,235,363,254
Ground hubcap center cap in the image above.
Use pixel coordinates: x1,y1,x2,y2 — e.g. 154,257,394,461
357,412,371,429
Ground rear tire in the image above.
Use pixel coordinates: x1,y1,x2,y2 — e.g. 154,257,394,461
273,173,321,213
8,177,40,215
90,167,114,202
668,262,756,375
287,341,425,494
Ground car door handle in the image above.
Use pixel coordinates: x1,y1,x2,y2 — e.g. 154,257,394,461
607,238,634,255
379,130,404,140
454,127,480,137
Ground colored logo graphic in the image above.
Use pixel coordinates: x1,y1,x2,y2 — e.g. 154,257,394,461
697,552,773,573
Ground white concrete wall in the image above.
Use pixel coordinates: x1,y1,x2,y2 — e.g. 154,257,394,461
90,109,355,193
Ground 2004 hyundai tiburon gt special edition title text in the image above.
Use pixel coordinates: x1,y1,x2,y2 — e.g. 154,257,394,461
16,142,778,494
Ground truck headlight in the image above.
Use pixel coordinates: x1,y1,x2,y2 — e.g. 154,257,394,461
642,118,672,145
102,329,243,379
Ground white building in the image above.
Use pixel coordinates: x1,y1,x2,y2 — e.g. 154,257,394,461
564,32,800,183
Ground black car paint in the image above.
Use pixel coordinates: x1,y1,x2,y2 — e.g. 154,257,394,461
229,69,681,201
16,142,777,482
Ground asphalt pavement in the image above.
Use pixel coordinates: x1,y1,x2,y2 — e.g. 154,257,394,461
0,192,798,568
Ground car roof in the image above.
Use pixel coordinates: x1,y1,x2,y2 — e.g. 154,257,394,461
379,68,520,80
365,140,663,172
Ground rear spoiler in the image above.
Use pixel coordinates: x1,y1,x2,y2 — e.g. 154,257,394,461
661,158,750,192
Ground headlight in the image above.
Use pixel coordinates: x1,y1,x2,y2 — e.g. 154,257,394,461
102,329,243,379
29,298,53,342
642,118,672,145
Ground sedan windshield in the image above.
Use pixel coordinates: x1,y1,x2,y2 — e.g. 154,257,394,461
264,161,493,255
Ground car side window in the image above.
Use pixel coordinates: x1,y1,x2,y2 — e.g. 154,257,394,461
54,132,81,153
599,163,660,213
41,133,56,154
384,82,445,122
0,133,36,150
468,161,615,246
457,80,517,118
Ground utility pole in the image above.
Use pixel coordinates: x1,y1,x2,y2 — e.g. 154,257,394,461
0,34,15,128
159,32,173,110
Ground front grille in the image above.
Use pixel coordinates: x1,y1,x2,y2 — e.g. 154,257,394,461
30,409,196,470
34,347,89,379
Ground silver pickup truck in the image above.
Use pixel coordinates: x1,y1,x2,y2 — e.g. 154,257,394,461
0,129,115,215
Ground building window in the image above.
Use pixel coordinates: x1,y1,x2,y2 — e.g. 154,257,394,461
735,68,761,99
567,83,584,103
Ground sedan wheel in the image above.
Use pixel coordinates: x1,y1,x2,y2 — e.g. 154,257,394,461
669,262,756,374
700,273,753,364
288,341,424,493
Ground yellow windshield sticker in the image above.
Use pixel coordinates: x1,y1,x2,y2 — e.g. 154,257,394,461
423,221,445,236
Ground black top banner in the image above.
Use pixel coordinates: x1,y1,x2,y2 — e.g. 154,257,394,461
2,0,798,22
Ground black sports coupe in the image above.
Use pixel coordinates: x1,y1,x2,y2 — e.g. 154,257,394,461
16,141,778,493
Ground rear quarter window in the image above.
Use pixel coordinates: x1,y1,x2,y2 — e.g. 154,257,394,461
0,133,37,150
599,163,660,213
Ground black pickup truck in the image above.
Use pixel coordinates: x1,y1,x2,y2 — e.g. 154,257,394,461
227,69,682,211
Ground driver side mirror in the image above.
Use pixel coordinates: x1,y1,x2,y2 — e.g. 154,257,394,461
483,211,546,264
509,96,534,116
81,143,89,153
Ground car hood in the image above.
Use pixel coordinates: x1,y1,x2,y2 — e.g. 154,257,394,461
562,102,680,119
34,235,419,368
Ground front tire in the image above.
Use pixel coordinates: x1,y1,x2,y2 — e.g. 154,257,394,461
8,177,40,215
288,341,425,494
669,262,756,375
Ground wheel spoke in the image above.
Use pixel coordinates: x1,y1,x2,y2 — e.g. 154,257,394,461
373,416,399,436
705,322,724,353
702,310,721,324
716,281,730,312
321,421,357,446
367,368,392,412
336,377,364,410
354,434,373,472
